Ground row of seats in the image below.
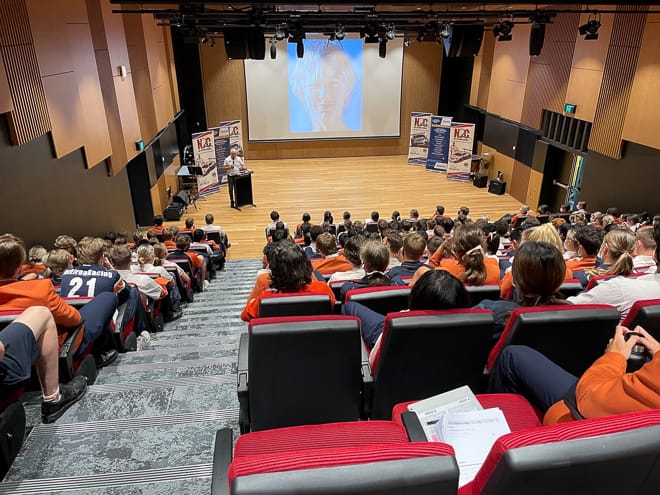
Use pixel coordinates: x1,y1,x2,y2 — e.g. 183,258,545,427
212,410,660,495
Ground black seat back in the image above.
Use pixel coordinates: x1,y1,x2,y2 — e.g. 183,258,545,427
371,309,494,419
499,305,620,376
466,284,501,305
345,286,411,315
248,316,363,431
623,299,660,341
258,294,333,318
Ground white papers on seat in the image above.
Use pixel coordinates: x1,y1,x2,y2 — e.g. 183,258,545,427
407,385,483,442
435,408,511,487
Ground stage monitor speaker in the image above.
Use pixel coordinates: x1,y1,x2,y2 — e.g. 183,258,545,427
488,179,507,195
443,25,484,58
224,28,249,59
473,173,488,188
529,23,546,56
172,190,190,206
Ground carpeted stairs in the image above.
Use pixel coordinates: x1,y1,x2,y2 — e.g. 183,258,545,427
0,259,261,495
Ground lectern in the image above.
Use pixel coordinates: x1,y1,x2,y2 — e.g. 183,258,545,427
231,171,256,211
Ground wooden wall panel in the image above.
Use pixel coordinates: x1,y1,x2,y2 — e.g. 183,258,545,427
481,144,515,188
622,18,660,149
200,40,442,159
470,34,494,109
26,0,110,166
520,12,580,129
0,0,51,145
67,22,112,167
487,23,531,122
565,13,614,122
509,161,531,204
526,169,544,210
590,6,648,159
0,56,13,114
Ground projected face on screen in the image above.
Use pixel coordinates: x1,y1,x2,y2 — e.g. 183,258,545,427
289,40,362,133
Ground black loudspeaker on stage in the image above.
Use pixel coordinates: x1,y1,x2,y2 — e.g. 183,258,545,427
443,25,485,58
473,173,488,188
488,179,507,196
529,23,546,57
223,27,265,60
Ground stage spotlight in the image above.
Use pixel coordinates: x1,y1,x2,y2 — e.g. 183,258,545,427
385,23,396,41
201,36,208,44
361,23,380,43
296,38,304,58
379,39,387,58
579,16,601,40
274,25,286,41
270,39,277,59
493,20,514,41
334,24,345,41
439,23,451,40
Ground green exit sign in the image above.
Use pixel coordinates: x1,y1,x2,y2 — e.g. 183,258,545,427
564,103,577,114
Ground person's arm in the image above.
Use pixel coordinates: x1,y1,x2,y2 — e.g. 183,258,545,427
47,286,82,327
240,296,260,322
566,278,621,306
408,265,432,287
577,326,660,417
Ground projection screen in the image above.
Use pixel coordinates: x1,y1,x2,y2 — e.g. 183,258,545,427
244,36,404,141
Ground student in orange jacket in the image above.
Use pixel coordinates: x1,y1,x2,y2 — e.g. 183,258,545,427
488,325,660,425
0,234,118,367
241,241,335,322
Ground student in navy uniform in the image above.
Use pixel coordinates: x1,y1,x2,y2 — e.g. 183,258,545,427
387,232,430,278
60,237,143,338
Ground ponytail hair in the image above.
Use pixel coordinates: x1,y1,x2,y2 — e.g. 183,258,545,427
453,224,487,285
152,243,167,267
136,244,155,272
585,228,635,279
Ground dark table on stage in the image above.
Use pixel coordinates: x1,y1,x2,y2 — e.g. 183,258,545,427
232,171,256,210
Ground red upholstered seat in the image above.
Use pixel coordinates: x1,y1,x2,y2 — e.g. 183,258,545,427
258,292,333,318
228,442,455,487
486,304,620,377
234,420,409,458
459,409,660,495
391,394,542,433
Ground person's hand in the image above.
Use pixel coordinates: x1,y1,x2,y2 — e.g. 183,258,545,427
631,325,660,356
605,326,638,359
0,342,5,361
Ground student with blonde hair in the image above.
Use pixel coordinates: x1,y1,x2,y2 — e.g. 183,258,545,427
574,228,635,287
44,249,73,286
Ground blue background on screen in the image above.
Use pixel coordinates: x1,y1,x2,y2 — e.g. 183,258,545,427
288,39,363,133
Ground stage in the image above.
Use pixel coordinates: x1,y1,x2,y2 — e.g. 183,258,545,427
166,155,522,260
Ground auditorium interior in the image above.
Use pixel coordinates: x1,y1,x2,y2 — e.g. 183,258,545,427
1,1,660,494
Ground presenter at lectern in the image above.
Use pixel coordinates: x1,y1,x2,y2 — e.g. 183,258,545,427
223,147,246,209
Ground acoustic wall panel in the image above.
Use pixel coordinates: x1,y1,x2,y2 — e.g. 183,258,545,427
0,55,13,114
590,6,648,159
521,12,580,129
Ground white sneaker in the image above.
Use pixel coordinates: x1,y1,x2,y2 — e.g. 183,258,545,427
203,280,210,290
139,330,151,342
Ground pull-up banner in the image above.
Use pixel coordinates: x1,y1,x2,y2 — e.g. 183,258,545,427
425,116,453,172
447,123,475,182
192,130,219,196
407,112,432,165
216,120,245,184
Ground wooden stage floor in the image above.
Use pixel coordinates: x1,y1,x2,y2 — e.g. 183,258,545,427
165,155,523,260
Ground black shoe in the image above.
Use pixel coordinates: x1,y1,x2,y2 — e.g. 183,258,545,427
41,376,87,424
94,349,118,369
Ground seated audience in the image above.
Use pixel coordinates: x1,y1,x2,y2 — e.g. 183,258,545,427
365,211,379,225
53,235,78,261
265,210,288,238
0,306,88,423
153,243,190,287
311,232,352,275
387,232,428,278
510,205,530,226
44,249,73,287
565,225,603,271
573,228,635,287
567,217,660,321
304,225,324,259
167,234,208,291
148,215,165,236
180,217,195,234
60,237,123,297
416,223,500,286
339,241,406,300
201,213,229,249
489,326,660,425
162,228,177,250
110,245,165,303
240,241,335,321
20,245,48,280
383,229,403,269
344,269,470,354
0,234,118,368
328,235,367,283
408,209,420,223
321,210,335,233
295,213,312,238
563,227,578,260
477,241,569,338
633,226,657,274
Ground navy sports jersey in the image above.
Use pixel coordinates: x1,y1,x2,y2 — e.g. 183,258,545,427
60,264,122,298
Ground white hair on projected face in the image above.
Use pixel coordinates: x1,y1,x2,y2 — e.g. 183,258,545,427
290,40,357,131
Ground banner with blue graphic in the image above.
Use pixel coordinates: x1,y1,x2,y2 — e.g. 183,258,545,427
425,116,453,172
447,123,475,182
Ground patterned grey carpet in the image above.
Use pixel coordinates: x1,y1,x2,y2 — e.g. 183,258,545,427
0,259,261,494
